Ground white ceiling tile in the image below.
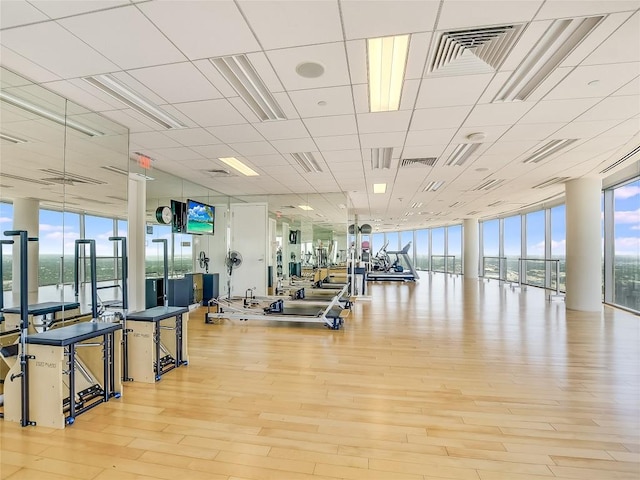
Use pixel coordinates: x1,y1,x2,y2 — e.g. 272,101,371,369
534,0,639,20
238,0,343,50
500,123,566,141
399,79,421,111
254,120,309,140
577,96,640,122
130,132,181,149
289,86,355,118
244,154,291,167
207,124,263,143
59,6,186,69
1,0,49,29
266,43,350,91
483,140,539,156
465,102,534,127
416,74,494,108
314,135,360,151
346,40,367,85
341,0,439,39
405,33,432,80
437,0,542,30
588,118,640,138
519,98,601,124
360,132,406,148
303,115,357,137
174,99,247,127
163,128,222,147
614,76,640,96
352,84,369,114
192,59,238,98
411,105,473,130
138,0,260,60
583,12,640,66
190,144,239,158
401,145,448,160
148,146,203,161
454,125,512,143
128,63,221,104
321,149,363,164
229,141,277,156
99,108,159,133
0,47,61,83
270,138,317,154
405,128,457,147
357,111,412,134
545,62,640,100
0,22,119,78
29,0,129,18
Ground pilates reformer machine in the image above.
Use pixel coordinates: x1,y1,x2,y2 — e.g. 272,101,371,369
126,239,188,382
206,285,349,330
0,232,123,428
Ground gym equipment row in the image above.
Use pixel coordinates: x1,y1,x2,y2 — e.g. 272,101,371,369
0,233,189,429
367,242,419,282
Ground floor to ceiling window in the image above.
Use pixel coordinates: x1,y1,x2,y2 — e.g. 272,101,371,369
0,202,13,290
612,178,640,311
482,219,500,279
550,205,566,292
39,209,81,287
504,215,521,283
525,210,545,287
447,225,462,274
415,229,429,270
431,227,445,272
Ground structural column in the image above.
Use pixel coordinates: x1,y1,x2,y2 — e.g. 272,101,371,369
463,218,479,279
128,174,147,312
12,198,39,295
565,178,602,311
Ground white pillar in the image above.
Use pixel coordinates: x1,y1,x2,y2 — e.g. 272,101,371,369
565,178,602,312
463,218,479,279
128,175,147,312
12,198,39,295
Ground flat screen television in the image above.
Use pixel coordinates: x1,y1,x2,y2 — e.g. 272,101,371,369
171,199,186,233
186,199,215,235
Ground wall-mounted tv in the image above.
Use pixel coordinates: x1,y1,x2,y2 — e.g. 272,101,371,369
171,199,186,233
186,199,215,235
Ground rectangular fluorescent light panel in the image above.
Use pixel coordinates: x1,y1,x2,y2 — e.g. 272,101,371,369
523,139,577,164
298,205,314,211
219,157,259,176
373,183,387,194
0,91,104,137
0,132,27,143
446,143,481,166
368,35,410,112
424,180,444,192
291,152,322,173
211,54,285,121
473,178,504,191
84,75,186,129
494,16,603,102
371,147,393,169
411,202,423,208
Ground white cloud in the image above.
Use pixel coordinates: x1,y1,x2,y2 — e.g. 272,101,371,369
550,239,566,252
39,224,64,233
615,208,640,225
614,185,640,200
0,216,11,224
615,237,640,256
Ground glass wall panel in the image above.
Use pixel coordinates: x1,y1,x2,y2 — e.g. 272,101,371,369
482,219,500,278
39,209,81,286
431,227,445,272
525,210,545,287
550,205,566,292
447,225,462,274
503,215,521,282
399,230,413,268
613,178,640,312
372,232,385,254
415,229,429,270
1,202,13,290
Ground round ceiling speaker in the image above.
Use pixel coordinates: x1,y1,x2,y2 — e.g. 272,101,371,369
466,132,486,141
296,62,325,78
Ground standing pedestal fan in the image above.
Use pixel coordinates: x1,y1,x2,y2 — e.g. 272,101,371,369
225,250,243,297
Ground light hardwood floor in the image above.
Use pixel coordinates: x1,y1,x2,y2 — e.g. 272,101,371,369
1,276,639,479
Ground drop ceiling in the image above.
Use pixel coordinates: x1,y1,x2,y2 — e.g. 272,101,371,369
0,0,638,230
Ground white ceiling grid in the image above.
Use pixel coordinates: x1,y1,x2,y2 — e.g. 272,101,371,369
0,0,638,229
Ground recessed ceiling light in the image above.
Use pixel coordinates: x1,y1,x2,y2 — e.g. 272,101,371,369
373,183,387,194
0,132,27,144
466,132,486,141
368,35,410,112
296,62,325,78
219,157,259,176
298,205,314,211
317,100,327,106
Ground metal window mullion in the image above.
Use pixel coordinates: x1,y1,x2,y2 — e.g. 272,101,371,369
79,214,86,286
498,218,505,281
545,208,552,289
603,189,615,303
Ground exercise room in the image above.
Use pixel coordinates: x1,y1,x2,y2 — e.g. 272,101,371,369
0,1,639,479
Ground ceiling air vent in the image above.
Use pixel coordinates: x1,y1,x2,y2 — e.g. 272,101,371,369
473,178,504,191
40,169,105,185
101,165,128,176
467,210,480,215
400,157,437,168
1,173,53,186
429,24,524,76
600,145,640,174
533,177,570,189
